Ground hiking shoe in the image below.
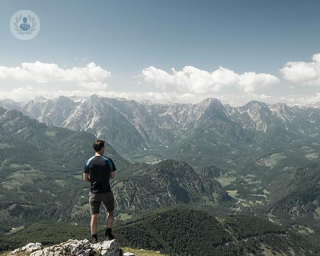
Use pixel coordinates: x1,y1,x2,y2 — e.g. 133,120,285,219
90,235,98,244
105,233,115,241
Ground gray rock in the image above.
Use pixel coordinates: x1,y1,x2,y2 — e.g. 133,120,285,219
123,252,135,256
100,240,121,256
8,239,122,256
30,250,44,256
22,242,42,253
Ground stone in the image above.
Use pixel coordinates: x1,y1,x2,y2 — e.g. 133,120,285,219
100,240,121,256
30,250,44,256
7,248,21,256
22,242,42,253
123,252,135,256
7,238,123,256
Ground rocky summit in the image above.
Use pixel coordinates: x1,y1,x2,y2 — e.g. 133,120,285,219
7,239,133,256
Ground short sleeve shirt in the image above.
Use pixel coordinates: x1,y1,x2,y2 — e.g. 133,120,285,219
83,155,116,193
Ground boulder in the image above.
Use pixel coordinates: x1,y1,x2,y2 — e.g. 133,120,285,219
7,239,126,256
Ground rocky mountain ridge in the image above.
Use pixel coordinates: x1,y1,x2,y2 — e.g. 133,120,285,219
3,96,320,159
7,239,133,256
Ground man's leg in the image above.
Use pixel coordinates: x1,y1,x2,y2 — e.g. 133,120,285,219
105,211,114,240
103,191,115,240
107,211,114,228
89,193,101,243
91,213,99,235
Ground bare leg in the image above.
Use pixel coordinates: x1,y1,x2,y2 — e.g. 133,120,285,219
107,211,114,228
91,214,99,235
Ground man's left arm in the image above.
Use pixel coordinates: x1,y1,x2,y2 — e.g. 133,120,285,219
109,159,116,179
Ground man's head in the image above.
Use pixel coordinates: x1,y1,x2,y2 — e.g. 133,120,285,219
93,139,105,154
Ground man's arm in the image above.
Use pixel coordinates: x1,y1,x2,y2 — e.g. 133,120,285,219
109,159,116,179
83,173,90,182
109,171,115,179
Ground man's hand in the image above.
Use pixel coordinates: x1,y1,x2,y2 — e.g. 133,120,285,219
83,173,90,182
109,171,115,179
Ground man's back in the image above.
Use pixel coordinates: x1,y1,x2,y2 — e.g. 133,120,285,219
84,155,116,193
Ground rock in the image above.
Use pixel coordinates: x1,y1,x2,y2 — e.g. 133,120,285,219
123,252,135,256
7,248,21,256
30,250,44,256
8,239,122,256
22,242,42,253
100,240,121,256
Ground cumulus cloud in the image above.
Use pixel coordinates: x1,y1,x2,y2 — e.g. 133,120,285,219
142,66,279,94
0,62,110,90
281,53,320,85
238,72,280,93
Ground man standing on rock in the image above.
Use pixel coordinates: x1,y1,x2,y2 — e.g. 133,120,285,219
83,139,116,243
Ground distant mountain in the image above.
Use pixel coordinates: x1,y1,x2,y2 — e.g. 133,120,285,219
22,95,80,126
0,107,128,232
114,207,320,256
112,160,231,217
3,95,318,171
0,99,22,111
266,162,320,242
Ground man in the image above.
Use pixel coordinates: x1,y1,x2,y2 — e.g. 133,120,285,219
83,139,116,243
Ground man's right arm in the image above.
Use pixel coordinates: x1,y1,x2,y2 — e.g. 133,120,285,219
83,173,90,182
83,162,90,182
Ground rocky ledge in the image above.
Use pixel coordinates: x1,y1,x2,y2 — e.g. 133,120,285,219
7,239,135,256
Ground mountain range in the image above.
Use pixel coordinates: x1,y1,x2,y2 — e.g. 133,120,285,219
0,106,231,234
2,96,320,253
2,95,320,172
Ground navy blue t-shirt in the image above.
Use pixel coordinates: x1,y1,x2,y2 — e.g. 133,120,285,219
83,155,116,193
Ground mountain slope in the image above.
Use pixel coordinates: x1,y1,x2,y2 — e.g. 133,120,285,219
112,160,232,218
2,207,319,256
266,162,320,242
114,207,320,256
0,107,128,232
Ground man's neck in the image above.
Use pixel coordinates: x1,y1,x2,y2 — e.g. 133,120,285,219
95,152,103,156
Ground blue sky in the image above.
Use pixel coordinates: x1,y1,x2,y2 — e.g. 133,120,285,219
1,0,320,105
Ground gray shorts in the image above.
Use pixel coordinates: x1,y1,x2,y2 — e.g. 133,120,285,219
89,191,114,214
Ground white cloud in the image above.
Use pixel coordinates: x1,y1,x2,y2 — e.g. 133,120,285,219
0,62,110,89
280,53,320,85
238,72,280,93
142,66,279,94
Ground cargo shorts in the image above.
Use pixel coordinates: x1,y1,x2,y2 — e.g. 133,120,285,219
89,191,114,214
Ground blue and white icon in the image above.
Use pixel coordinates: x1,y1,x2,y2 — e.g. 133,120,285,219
10,10,40,40
20,17,31,31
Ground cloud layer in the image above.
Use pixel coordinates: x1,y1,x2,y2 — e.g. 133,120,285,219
281,53,320,86
142,66,279,94
1,85,316,107
0,62,111,90
3,54,320,106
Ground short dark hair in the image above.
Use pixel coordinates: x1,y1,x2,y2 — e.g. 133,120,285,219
93,139,105,152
